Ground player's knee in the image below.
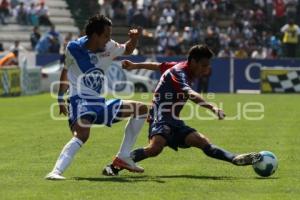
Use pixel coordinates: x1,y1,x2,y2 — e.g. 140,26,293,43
187,133,211,149
75,133,89,143
73,129,90,143
137,103,148,116
201,136,210,146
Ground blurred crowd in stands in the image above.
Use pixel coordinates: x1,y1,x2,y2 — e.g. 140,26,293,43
0,0,74,59
1,0,300,60
0,0,52,26
99,0,300,59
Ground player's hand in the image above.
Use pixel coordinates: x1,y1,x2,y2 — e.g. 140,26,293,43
212,107,225,120
128,27,143,40
122,60,136,70
59,101,68,116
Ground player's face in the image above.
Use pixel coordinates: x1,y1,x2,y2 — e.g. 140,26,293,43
97,26,112,49
191,58,211,78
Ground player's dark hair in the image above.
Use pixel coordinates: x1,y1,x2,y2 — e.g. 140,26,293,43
187,45,214,63
85,14,112,38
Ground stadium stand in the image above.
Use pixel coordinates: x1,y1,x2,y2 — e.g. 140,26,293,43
0,0,78,51
0,0,299,58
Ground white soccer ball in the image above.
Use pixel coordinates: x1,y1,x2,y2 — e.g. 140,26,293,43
253,151,278,177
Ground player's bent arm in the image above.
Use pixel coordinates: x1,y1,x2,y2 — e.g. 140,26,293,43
187,90,225,120
57,68,69,115
122,60,161,71
58,68,69,101
187,89,214,110
123,39,137,55
123,27,142,55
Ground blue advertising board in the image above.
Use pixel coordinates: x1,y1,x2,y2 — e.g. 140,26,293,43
35,53,300,93
233,58,300,92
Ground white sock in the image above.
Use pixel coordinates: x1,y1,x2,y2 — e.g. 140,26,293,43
117,115,146,158
51,137,83,174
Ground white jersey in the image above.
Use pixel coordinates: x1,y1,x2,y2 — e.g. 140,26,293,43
64,36,125,98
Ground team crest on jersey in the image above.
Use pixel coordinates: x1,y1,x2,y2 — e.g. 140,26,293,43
82,68,105,93
90,54,98,65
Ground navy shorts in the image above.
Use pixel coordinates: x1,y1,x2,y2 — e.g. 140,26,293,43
68,95,122,129
148,120,196,151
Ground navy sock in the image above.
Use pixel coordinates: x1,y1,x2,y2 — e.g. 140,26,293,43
130,148,147,162
203,144,236,163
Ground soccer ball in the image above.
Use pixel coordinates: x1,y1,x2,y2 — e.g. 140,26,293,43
253,151,278,177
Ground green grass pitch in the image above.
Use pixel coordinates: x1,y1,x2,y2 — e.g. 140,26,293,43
0,93,299,200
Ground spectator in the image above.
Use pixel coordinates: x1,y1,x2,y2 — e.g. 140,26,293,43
0,49,18,67
204,28,220,55
9,40,25,52
48,25,61,40
27,3,39,26
16,2,28,25
127,0,137,25
111,0,126,19
49,36,60,53
297,0,300,24
234,44,248,58
35,35,52,54
0,0,9,25
192,4,204,24
99,0,113,19
202,0,218,20
273,0,286,31
143,4,156,27
30,26,41,50
182,26,192,52
190,21,202,45
218,46,233,57
177,3,191,29
254,0,265,8
155,25,168,54
266,0,273,21
0,42,4,52
10,0,18,9
165,26,181,55
281,19,300,57
162,3,175,24
285,0,297,20
37,2,51,26
251,46,267,59
269,33,282,57
130,7,148,27
227,23,240,38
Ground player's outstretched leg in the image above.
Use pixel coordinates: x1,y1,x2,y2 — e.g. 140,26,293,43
111,100,148,173
45,119,91,180
103,135,166,176
185,132,261,166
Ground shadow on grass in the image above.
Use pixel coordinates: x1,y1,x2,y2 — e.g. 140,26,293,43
73,175,165,183
255,177,279,180
73,174,245,183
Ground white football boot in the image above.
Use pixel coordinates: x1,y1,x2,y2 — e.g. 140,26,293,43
45,171,66,180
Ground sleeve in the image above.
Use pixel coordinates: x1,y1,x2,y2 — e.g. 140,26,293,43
170,70,192,93
63,47,74,69
297,26,300,34
280,24,288,32
107,39,126,58
159,62,177,74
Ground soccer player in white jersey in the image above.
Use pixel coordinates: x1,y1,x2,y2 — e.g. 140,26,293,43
45,14,148,180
